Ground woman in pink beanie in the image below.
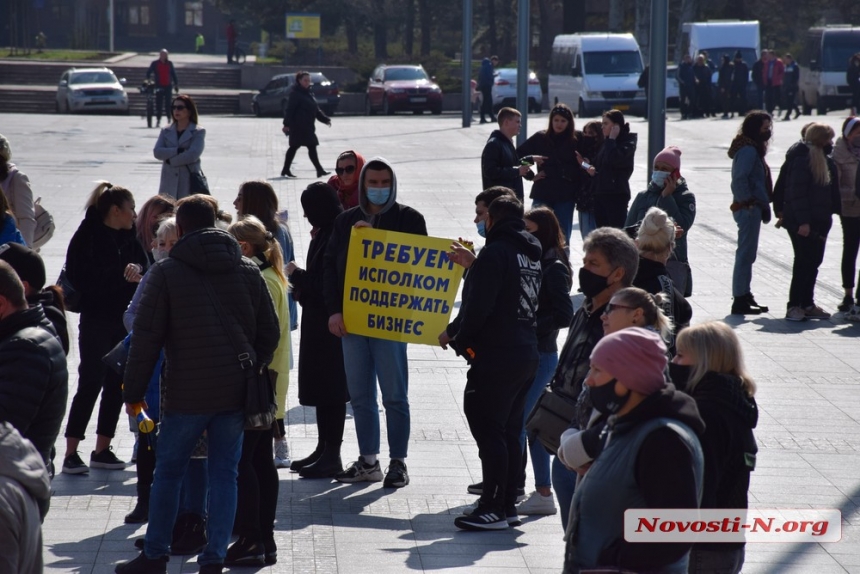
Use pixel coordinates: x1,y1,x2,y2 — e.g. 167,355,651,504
561,327,705,574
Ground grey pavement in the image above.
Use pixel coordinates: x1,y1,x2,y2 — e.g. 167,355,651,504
1,110,859,572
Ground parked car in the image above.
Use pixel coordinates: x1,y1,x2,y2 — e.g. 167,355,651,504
252,72,340,117
491,68,543,113
56,67,129,114
666,64,680,108
365,64,443,115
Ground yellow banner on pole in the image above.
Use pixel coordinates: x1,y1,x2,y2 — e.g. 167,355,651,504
286,13,321,39
342,227,462,346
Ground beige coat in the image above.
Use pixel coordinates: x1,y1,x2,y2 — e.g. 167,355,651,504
0,163,35,246
833,136,860,218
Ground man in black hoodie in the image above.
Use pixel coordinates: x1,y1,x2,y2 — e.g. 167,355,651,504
324,157,427,489
440,196,541,530
481,107,535,202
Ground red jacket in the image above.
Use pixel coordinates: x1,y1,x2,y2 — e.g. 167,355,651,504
761,58,785,87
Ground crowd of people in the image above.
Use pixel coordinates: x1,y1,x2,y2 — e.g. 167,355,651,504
0,74,858,572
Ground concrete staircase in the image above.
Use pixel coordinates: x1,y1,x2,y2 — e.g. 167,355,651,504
0,60,242,115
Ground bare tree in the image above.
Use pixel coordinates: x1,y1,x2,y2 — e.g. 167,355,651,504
487,0,498,56
635,0,650,58
674,0,699,62
405,0,415,56
418,0,431,55
608,0,624,31
372,0,388,59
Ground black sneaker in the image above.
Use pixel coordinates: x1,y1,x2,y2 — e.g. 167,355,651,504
62,451,89,475
124,500,148,524
466,481,526,502
90,447,126,470
454,505,509,531
383,459,409,488
199,565,223,574
838,295,855,312
114,551,168,574
225,537,264,567
334,456,383,483
505,504,522,527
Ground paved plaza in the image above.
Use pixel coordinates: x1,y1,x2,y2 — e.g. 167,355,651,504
1,108,859,573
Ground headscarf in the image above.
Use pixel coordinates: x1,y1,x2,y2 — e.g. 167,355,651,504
329,150,366,210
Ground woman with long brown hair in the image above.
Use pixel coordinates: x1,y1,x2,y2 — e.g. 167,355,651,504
153,94,205,199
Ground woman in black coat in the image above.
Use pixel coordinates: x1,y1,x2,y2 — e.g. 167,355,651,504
517,103,582,245
286,182,348,478
591,109,637,229
281,71,332,178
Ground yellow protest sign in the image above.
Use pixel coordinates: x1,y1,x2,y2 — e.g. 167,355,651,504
342,227,463,345
286,13,321,39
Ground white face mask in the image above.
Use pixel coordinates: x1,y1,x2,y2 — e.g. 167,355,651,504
152,248,169,262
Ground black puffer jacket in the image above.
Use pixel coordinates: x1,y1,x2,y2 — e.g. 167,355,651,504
535,250,573,353
482,129,524,200
0,306,68,466
64,206,149,320
783,143,841,234
31,289,68,355
632,257,693,352
591,129,637,200
446,217,542,357
283,84,330,148
517,131,581,203
124,228,280,414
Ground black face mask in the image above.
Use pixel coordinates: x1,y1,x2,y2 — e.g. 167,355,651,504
589,379,631,415
579,267,611,299
823,144,834,156
668,363,693,392
756,130,772,143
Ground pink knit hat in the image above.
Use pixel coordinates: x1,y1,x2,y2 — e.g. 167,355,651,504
654,146,682,173
590,327,667,395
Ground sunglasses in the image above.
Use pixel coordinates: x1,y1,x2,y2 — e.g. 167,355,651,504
602,303,637,316
335,165,356,176
172,105,187,111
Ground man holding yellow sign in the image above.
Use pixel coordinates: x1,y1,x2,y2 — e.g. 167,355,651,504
323,158,427,489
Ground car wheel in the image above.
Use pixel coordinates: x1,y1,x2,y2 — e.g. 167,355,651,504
383,96,393,115
365,96,376,116
413,109,423,115
431,106,442,115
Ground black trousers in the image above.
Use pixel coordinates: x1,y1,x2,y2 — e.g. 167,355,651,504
463,348,538,510
788,225,830,308
840,216,860,296
65,315,126,440
782,88,800,117
764,85,780,115
136,428,157,502
316,403,346,444
234,428,279,541
480,87,493,121
283,145,323,172
154,87,172,122
731,88,748,115
592,195,628,229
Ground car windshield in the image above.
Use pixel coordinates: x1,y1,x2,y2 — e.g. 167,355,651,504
310,73,329,84
583,51,643,75
70,71,116,85
703,48,758,68
822,32,860,72
384,68,428,81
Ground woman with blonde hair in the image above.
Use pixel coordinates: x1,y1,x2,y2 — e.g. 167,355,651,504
782,122,841,321
225,215,289,565
671,321,758,574
601,286,673,341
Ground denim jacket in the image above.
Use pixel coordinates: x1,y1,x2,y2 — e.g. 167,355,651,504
730,146,770,205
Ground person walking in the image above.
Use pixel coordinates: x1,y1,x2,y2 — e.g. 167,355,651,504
226,20,237,64
477,56,499,124
153,95,205,200
590,109,637,229
287,182,348,479
782,54,801,121
440,196,541,531
481,107,538,202
62,183,148,475
327,150,366,210
516,104,581,244
848,53,860,116
671,321,758,574
145,50,179,128
324,158,426,489
676,54,695,120
729,111,774,315
731,51,749,116
281,71,332,178
834,117,860,318
693,54,713,118
116,195,280,574
781,123,840,321
0,134,36,247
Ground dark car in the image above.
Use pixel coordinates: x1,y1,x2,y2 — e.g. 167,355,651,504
252,72,340,117
365,64,443,115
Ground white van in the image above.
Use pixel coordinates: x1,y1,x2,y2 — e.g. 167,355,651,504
798,25,860,115
548,33,646,118
682,20,760,76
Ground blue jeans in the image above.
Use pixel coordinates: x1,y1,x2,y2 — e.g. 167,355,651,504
552,456,578,532
180,458,208,517
145,410,244,565
520,351,556,489
732,207,762,297
578,210,597,241
341,335,410,459
533,199,576,247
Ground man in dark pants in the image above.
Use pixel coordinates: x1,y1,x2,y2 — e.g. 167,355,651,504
145,50,179,128
440,196,541,530
676,54,695,120
478,56,499,124
782,53,801,120
731,51,749,116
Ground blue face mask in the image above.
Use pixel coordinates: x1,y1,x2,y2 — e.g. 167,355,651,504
476,220,487,238
366,187,391,206
651,170,671,188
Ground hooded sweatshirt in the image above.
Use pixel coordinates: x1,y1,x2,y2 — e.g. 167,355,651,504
446,217,542,358
323,157,427,316
0,422,50,573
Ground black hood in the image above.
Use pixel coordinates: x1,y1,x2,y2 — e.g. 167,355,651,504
170,228,243,275
634,256,669,283
785,139,809,162
615,383,706,436
301,183,343,229
486,218,542,261
693,372,758,429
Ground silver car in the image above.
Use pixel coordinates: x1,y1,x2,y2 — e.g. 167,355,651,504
491,68,543,114
56,67,129,114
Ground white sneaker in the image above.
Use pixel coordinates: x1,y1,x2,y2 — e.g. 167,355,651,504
846,305,860,322
274,437,291,469
785,306,807,322
516,491,557,515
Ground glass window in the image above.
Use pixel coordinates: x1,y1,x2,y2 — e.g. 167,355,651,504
383,68,429,81
140,5,150,25
184,2,203,27
822,31,860,72
582,51,643,75
129,6,139,25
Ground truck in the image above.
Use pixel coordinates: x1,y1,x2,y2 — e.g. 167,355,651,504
797,25,860,115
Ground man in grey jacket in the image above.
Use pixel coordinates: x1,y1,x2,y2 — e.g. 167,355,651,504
117,195,280,574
